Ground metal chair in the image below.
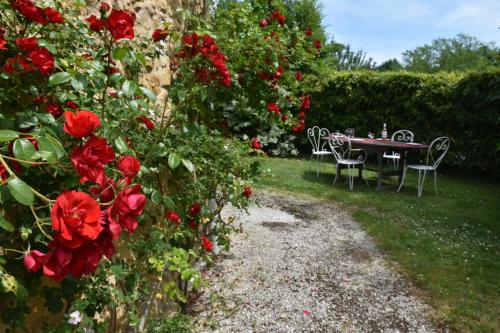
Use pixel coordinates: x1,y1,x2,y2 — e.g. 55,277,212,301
397,137,450,197
307,126,333,176
328,134,369,190
383,130,414,170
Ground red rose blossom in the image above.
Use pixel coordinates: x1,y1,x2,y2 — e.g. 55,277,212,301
90,177,115,203
28,47,54,75
152,28,168,42
189,202,202,216
86,15,105,32
305,27,313,37
109,184,146,233
267,102,281,115
70,136,115,186
44,7,64,24
271,10,285,26
100,2,110,12
259,18,268,28
251,137,262,150
201,236,212,251
300,95,310,110
117,155,140,184
136,116,155,130
51,191,103,249
16,37,38,50
243,186,252,198
65,101,79,109
46,103,63,118
295,71,302,81
107,9,135,40
24,250,46,273
11,0,46,24
2,55,32,73
0,37,7,51
64,110,101,138
166,211,181,223
313,39,321,51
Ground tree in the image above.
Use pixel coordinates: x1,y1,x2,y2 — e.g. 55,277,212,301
377,58,403,71
321,41,375,70
403,33,499,72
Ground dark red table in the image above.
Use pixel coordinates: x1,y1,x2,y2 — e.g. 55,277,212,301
323,137,428,191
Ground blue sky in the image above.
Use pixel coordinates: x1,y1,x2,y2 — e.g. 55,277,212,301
321,0,500,64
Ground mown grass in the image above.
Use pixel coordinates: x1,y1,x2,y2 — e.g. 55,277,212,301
254,157,500,333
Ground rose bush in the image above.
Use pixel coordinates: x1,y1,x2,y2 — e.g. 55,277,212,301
1,0,316,330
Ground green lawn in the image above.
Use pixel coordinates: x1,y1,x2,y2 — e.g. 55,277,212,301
254,157,500,333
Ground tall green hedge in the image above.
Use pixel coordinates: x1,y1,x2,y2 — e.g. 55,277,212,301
303,70,500,175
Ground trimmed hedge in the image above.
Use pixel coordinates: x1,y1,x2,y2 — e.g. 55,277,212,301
303,70,500,175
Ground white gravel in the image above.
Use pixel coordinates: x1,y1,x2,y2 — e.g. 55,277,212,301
190,191,442,333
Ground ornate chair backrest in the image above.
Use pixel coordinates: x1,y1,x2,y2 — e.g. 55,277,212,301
426,137,450,169
307,126,330,153
327,133,351,162
391,130,414,143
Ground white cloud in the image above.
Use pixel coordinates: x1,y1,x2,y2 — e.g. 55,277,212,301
441,1,500,31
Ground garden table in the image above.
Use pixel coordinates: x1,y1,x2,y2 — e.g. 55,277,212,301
322,136,428,191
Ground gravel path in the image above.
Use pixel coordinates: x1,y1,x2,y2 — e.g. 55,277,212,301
189,191,440,333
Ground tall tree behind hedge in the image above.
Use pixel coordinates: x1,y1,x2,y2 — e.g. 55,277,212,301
403,33,499,72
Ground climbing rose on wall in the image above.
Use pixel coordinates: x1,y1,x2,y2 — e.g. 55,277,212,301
117,155,140,184
70,136,115,186
63,110,101,138
201,236,213,251
166,211,181,223
107,9,135,40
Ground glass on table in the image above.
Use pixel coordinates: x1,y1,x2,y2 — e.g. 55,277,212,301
345,128,355,137
367,131,374,139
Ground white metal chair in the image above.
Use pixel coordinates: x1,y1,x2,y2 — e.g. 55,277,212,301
328,134,369,190
383,130,414,170
397,136,450,197
307,126,333,176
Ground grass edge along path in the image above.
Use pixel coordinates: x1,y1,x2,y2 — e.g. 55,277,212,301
253,157,500,333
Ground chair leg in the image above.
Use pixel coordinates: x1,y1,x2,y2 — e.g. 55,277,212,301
348,165,354,190
333,164,339,186
309,154,313,171
316,155,320,177
397,167,407,192
363,164,369,187
417,170,427,197
433,170,438,195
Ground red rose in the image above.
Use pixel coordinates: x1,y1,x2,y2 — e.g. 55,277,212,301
152,28,168,42
243,186,252,198
66,234,114,278
44,7,64,24
0,37,7,51
300,95,310,110
313,39,321,51
64,110,101,138
11,0,46,24
117,155,140,184
51,191,103,249
251,137,262,150
90,177,115,203
16,37,38,50
189,202,201,216
292,120,306,133
28,47,54,75
100,2,110,12
305,27,313,37
109,184,146,233
201,236,212,251
282,114,289,122
259,18,268,28
65,101,79,109
136,116,155,130
46,103,63,118
70,136,115,186
107,9,135,40
86,15,105,32
295,71,302,81
41,244,71,281
0,163,8,183
24,250,46,273
271,10,285,26
188,220,196,229
267,102,281,115
166,211,181,223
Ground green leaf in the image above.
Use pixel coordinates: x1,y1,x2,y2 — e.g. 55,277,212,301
181,159,194,173
139,87,156,101
151,190,162,204
115,137,129,153
7,178,34,206
122,80,137,97
37,137,58,164
13,139,36,162
0,130,18,142
36,113,56,125
0,273,28,300
0,216,13,232
112,47,129,61
168,153,181,170
48,72,71,86
181,269,191,281
71,73,88,91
